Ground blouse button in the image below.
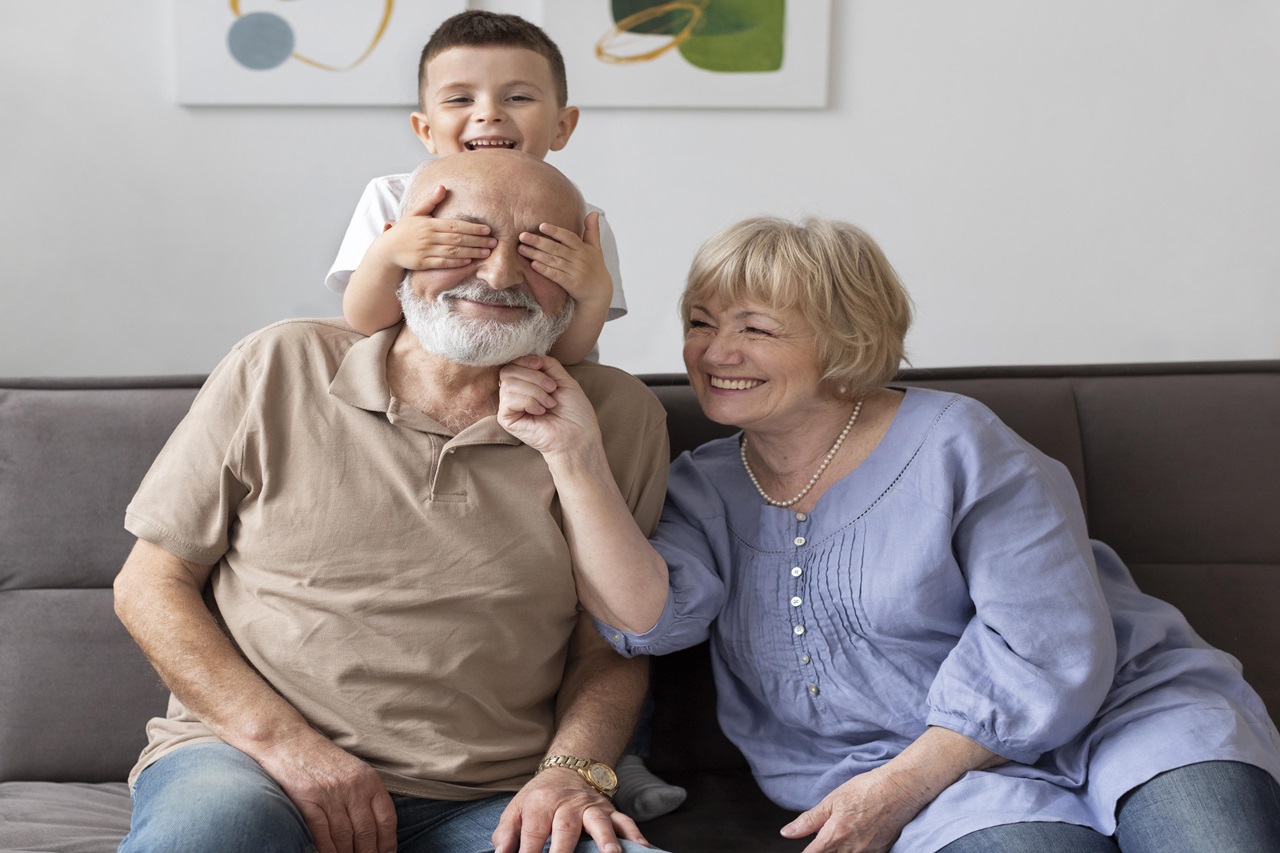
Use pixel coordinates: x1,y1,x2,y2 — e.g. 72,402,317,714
793,625,806,636
795,512,807,522
800,654,811,664
791,566,803,577
790,596,802,607
808,685,820,696
793,536,806,546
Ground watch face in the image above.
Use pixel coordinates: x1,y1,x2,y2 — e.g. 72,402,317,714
587,763,618,789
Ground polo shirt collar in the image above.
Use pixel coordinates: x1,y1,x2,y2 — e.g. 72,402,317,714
328,324,521,446
329,325,398,413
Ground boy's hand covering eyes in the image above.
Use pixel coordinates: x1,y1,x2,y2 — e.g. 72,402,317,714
381,183,497,271
517,211,612,309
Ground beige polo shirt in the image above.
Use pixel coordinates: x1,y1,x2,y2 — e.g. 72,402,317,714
124,319,669,800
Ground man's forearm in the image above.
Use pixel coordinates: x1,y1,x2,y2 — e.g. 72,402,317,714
115,540,397,853
113,539,316,756
493,622,652,853
548,614,649,766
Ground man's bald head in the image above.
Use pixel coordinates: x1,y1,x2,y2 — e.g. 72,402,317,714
400,149,585,234
394,150,586,367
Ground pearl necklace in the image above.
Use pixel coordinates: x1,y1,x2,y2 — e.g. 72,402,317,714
740,400,863,508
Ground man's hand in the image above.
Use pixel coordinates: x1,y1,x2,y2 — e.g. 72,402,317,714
378,183,497,272
518,211,612,311
254,729,398,853
497,355,603,460
492,766,649,853
779,768,927,853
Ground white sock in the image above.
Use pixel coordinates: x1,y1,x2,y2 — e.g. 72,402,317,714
613,754,688,822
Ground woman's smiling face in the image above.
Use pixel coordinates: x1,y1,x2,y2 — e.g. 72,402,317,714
682,294,830,434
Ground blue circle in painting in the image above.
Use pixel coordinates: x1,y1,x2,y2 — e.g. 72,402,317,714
227,12,295,71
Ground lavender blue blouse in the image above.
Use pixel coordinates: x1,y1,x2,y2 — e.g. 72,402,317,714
596,388,1280,851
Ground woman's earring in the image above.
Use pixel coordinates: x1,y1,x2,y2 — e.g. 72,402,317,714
837,384,849,395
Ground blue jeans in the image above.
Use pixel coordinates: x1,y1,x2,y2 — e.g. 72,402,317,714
119,743,664,853
938,760,1280,852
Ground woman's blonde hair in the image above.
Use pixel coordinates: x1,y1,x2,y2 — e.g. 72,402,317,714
680,216,914,398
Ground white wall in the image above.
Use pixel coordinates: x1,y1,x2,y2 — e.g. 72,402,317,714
3,1,1278,378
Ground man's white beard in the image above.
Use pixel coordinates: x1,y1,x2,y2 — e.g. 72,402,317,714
398,277,574,367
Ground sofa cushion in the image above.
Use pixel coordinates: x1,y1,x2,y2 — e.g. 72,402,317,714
0,590,166,784
0,782,131,852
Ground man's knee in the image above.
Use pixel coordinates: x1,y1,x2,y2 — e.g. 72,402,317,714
121,742,311,853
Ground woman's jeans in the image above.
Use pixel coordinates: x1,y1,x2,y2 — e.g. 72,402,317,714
118,743,664,853
939,760,1280,852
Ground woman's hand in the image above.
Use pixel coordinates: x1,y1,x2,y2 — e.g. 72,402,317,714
497,355,602,460
781,726,1007,853
780,766,928,853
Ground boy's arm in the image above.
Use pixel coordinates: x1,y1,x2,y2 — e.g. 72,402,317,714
344,184,497,336
343,227,414,335
343,219,420,335
547,298,610,366
521,211,612,365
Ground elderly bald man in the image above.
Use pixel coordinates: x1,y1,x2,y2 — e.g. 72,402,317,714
114,151,671,853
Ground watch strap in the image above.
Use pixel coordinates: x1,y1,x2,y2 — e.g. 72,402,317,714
538,755,594,772
536,754,618,797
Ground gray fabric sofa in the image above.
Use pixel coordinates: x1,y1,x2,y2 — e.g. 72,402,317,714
3,362,1279,852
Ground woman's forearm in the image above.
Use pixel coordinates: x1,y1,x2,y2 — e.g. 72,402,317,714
883,725,1008,807
546,442,670,634
495,355,672,634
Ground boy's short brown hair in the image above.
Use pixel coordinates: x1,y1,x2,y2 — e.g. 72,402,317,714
419,11,569,108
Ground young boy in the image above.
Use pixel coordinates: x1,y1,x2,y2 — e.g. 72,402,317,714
324,11,686,820
326,10,621,365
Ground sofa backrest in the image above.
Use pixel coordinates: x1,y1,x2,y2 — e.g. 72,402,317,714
2,363,1277,783
0,378,202,783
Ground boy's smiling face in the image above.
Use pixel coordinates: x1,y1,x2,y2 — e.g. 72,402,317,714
412,46,579,161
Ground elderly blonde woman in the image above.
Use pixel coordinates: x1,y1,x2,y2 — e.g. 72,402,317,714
497,217,1280,853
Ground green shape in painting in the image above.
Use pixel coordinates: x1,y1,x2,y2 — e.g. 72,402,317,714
610,0,785,72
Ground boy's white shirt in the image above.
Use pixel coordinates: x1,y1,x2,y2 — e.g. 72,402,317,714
326,174,627,322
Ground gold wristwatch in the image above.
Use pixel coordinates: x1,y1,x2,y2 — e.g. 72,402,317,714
536,755,619,798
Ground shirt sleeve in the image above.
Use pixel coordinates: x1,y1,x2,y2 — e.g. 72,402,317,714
589,204,626,320
614,415,670,539
595,451,729,657
325,176,407,293
924,400,1116,764
123,346,260,565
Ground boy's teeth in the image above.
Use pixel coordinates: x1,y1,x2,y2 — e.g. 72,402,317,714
467,140,517,149
710,377,763,390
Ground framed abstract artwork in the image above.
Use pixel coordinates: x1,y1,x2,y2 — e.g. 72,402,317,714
539,0,832,108
174,1,465,105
